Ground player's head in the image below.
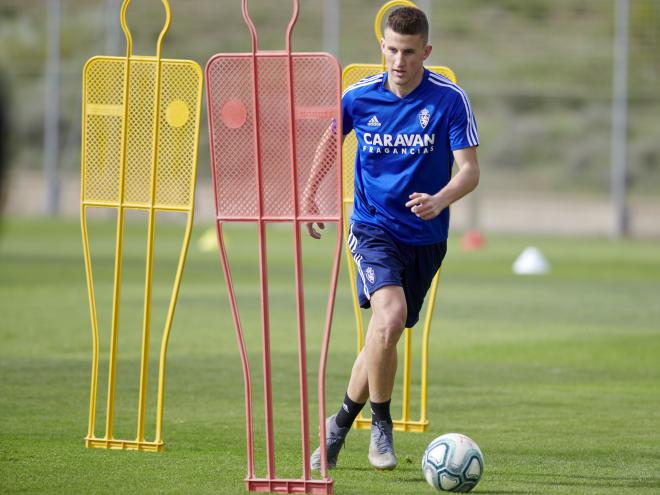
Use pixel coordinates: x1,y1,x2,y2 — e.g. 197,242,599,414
381,7,432,90
385,6,429,44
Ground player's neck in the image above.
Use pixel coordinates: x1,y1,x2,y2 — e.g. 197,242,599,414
385,67,425,98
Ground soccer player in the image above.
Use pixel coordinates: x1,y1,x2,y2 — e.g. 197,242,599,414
304,6,480,470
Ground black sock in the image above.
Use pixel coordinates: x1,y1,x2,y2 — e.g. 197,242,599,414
335,392,366,428
370,399,392,424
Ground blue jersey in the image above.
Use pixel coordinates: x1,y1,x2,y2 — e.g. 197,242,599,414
342,68,479,245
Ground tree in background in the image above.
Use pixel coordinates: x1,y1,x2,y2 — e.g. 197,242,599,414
0,73,9,214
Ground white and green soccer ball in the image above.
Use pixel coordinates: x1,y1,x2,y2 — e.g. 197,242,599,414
422,433,484,492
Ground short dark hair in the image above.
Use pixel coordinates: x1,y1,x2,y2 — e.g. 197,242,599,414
385,7,429,43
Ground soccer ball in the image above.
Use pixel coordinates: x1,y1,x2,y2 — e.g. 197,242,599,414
421,433,484,492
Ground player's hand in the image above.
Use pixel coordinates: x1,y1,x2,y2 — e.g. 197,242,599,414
405,192,444,220
303,194,325,239
305,221,325,239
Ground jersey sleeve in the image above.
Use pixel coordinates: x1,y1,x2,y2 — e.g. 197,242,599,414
341,92,354,136
448,90,479,150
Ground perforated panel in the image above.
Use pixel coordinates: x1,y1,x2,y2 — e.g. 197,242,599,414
292,56,341,219
124,60,156,205
258,57,294,218
82,56,202,210
341,64,457,204
207,53,341,221
156,62,201,208
83,58,125,204
206,56,257,218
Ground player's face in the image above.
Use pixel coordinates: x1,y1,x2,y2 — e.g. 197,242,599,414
381,28,432,93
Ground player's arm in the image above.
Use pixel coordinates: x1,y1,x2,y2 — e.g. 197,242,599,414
303,123,345,239
405,146,480,221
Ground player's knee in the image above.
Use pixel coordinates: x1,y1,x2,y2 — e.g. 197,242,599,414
369,312,406,349
384,301,407,333
369,324,404,349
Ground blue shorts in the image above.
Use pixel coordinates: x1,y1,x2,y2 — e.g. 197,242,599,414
347,222,447,328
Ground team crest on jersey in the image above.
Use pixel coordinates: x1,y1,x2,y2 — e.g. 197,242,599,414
365,266,376,284
418,108,430,129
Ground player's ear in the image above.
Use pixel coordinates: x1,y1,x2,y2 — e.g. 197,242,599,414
423,44,432,60
380,38,386,54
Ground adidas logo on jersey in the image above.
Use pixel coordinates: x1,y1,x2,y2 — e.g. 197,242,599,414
367,115,381,127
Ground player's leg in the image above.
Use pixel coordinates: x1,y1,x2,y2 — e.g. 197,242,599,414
364,285,406,470
364,285,407,402
345,349,369,403
309,351,367,470
310,346,370,470
343,285,406,410
362,240,446,470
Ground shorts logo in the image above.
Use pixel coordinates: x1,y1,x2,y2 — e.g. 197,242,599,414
418,108,430,129
365,266,376,284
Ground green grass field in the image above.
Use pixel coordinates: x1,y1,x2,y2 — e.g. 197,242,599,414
1,218,659,494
